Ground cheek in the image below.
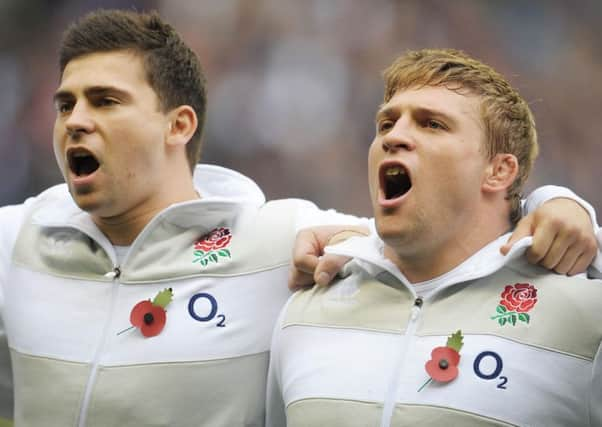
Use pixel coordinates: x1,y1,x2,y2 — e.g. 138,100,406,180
367,143,379,200
52,124,66,175
427,155,485,206
433,149,478,180
115,132,163,179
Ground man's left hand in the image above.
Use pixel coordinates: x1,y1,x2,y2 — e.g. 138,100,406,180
500,198,598,275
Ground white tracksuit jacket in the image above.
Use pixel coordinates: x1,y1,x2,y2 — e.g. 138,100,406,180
0,166,598,426
267,231,602,427
0,164,362,427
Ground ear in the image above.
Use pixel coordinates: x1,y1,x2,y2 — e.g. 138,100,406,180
482,153,519,194
165,105,198,148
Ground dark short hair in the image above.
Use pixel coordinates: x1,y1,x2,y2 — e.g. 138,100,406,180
59,9,207,172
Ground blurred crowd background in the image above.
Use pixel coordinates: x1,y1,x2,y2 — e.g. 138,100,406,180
0,0,600,217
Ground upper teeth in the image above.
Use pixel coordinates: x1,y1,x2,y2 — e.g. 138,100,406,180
72,152,89,158
386,166,405,176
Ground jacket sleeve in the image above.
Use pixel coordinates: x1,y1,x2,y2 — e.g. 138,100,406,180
265,301,290,427
591,341,602,426
594,229,602,280
522,185,602,279
0,201,31,424
289,199,370,233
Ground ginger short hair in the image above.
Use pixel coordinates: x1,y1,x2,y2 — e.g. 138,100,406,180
383,48,538,224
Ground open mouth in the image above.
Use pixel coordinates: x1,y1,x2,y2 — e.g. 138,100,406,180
381,164,412,200
67,148,100,177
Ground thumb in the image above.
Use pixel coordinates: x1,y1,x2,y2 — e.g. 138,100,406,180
500,213,534,255
314,254,352,286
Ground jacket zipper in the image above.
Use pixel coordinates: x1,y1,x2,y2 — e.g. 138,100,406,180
380,296,423,427
76,266,121,427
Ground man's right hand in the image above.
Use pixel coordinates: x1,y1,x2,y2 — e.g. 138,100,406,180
289,226,367,291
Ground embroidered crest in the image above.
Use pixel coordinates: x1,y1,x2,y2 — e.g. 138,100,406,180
193,227,232,267
490,283,538,326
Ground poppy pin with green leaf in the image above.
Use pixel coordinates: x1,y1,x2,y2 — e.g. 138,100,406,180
418,330,463,392
117,288,173,338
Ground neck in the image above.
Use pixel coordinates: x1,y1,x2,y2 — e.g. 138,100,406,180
93,180,199,246
386,206,511,283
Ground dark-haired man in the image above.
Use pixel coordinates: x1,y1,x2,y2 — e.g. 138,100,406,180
0,10,599,427
267,48,602,427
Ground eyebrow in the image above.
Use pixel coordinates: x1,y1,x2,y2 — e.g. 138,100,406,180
375,104,459,127
374,105,395,123
414,106,458,127
53,86,133,104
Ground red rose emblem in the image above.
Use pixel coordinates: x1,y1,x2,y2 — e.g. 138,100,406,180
195,227,232,252
500,283,538,313
192,228,233,268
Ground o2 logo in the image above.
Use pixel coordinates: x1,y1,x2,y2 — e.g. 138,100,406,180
188,293,226,327
473,350,507,389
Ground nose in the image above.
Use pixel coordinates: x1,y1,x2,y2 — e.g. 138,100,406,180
65,102,94,137
381,119,416,153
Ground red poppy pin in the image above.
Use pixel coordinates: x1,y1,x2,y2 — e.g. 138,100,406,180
490,283,538,326
418,330,463,392
117,288,174,338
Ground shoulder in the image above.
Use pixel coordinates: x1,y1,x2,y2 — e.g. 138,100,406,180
485,264,602,360
244,198,319,235
0,184,69,235
0,184,71,276
505,262,602,304
261,198,366,231
283,265,411,332
260,198,318,213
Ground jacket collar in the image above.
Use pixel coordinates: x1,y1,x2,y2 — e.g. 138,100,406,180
325,230,538,291
31,164,266,234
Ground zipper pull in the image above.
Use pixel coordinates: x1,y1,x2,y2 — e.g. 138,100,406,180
411,297,423,320
104,267,121,279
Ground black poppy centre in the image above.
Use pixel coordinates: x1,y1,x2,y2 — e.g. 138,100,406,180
143,312,155,325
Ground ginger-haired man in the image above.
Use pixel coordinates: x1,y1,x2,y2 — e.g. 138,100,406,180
267,49,602,426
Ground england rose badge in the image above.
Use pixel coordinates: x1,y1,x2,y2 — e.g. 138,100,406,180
193,227,232,267
490,283,538,326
